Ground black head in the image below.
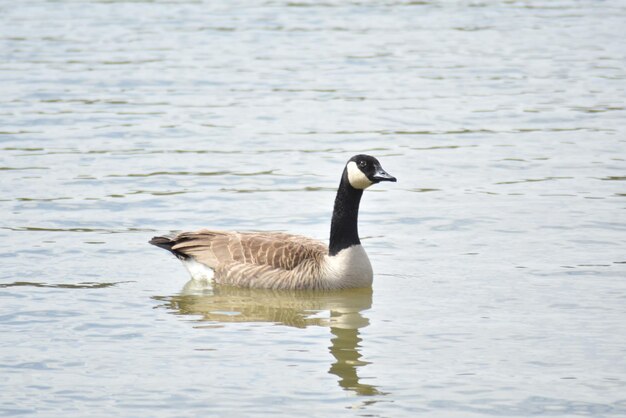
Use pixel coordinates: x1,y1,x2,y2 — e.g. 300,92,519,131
345,154,397,190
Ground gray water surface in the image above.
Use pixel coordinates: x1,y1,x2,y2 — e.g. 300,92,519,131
1,1,626,417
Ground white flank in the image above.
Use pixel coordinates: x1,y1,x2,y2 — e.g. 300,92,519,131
346,161,373,190
322,245,373,288
181,258,215,281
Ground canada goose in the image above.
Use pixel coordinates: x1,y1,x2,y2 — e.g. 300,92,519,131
149,154,396,290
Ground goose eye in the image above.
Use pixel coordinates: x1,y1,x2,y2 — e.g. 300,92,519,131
358,160,367,168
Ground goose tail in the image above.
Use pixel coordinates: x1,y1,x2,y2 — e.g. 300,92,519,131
149,234,188,260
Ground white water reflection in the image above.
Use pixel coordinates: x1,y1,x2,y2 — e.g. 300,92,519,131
155,283,383,397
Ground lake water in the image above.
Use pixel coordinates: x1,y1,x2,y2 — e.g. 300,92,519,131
1,0,625,416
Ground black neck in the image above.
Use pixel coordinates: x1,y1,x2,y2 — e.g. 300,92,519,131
329,169,363,256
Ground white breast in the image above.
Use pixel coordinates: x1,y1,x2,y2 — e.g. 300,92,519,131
322,245,373,288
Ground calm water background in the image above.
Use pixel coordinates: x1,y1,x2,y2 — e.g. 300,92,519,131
1,1,626,416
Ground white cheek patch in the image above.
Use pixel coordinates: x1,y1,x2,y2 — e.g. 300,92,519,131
346,161,373,190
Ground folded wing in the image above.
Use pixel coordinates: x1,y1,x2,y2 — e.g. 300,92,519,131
169,230,328,271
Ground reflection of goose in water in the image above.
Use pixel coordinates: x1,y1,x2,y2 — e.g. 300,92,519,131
153,281,385,396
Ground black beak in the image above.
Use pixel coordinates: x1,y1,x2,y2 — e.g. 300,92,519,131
371,167,397,183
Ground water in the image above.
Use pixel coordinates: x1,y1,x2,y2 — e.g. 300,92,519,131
1,0,626,416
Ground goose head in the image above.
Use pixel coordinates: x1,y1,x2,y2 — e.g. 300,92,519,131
345,154,397,190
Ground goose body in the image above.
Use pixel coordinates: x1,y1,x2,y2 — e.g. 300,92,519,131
150,155,396,290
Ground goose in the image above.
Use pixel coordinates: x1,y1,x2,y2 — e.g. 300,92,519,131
149,154,396,290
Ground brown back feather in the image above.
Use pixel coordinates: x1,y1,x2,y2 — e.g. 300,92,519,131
170,230,328,271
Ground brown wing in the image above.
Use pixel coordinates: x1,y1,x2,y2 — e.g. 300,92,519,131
170,230,328,271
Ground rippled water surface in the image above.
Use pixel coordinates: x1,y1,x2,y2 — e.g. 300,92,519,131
1,1,626,416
